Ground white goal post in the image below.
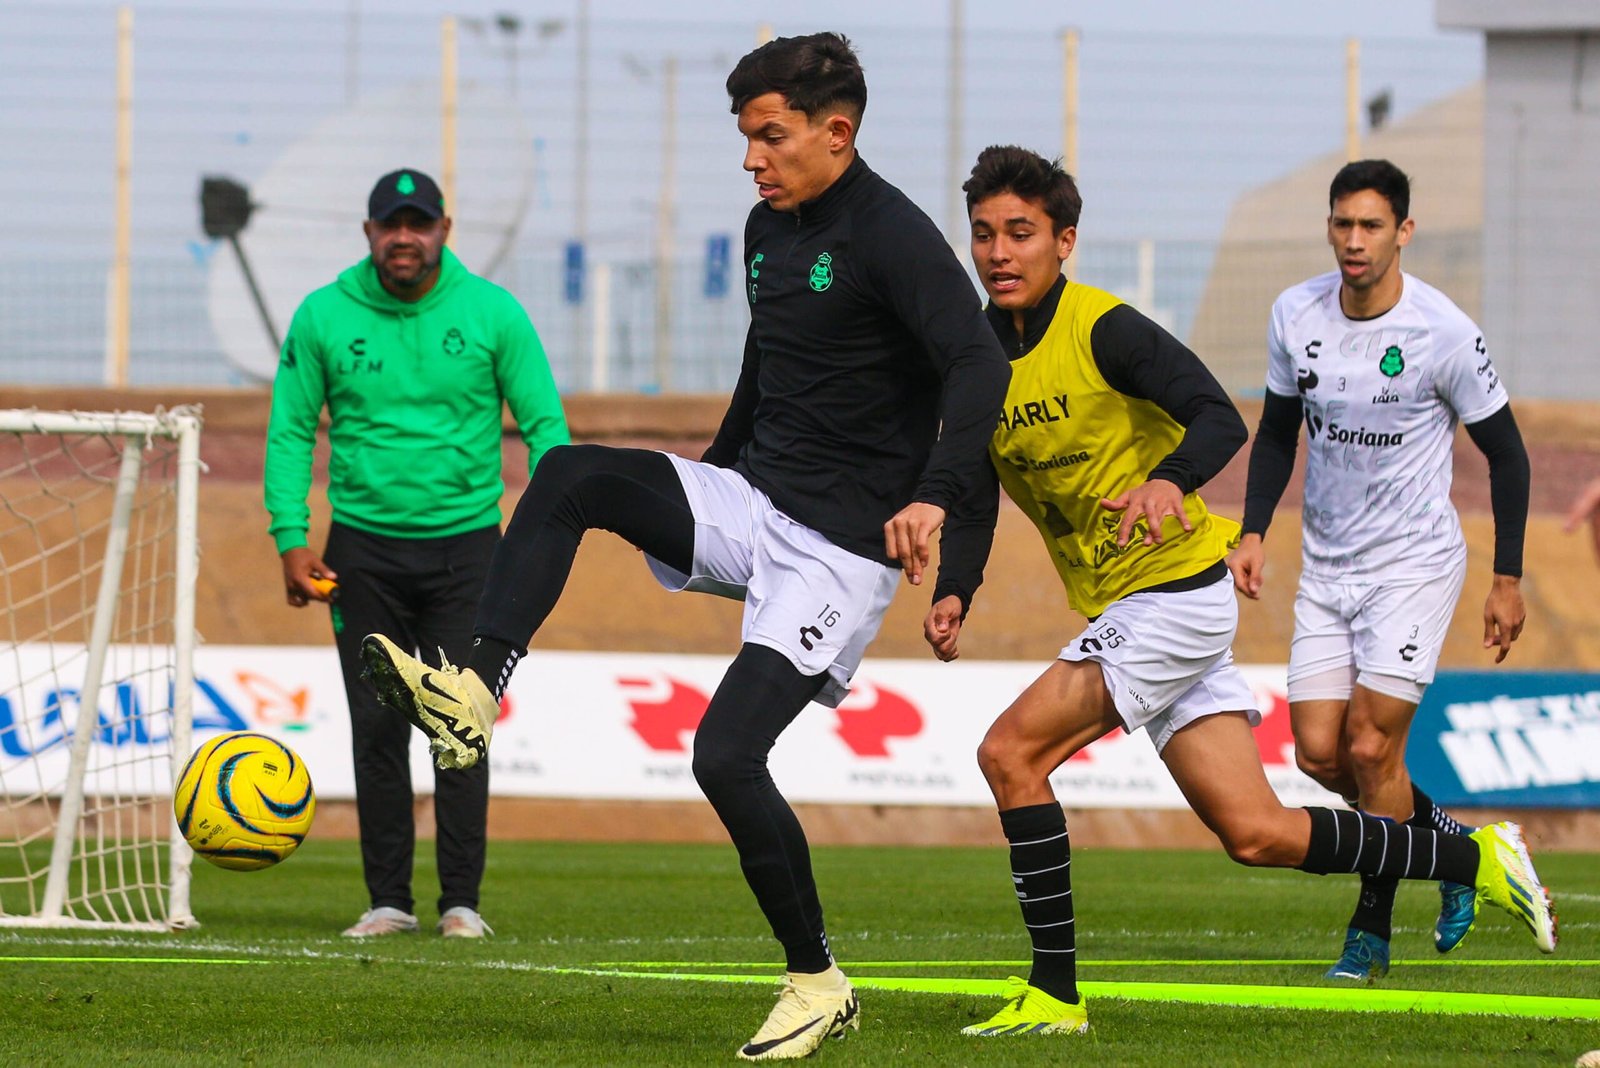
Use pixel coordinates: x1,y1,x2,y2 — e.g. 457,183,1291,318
0,408,201,930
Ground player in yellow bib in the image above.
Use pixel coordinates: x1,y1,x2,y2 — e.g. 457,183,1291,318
931,146,1556,1039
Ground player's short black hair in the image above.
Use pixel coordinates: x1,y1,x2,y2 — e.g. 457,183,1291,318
725,32,867,125
963,145,1082,233
1329,159,1411,223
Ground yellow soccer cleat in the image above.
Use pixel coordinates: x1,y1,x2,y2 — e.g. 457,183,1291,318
737,972,859,1061
1471,821,1557,953
360,634,497,770
961,976,1089,1036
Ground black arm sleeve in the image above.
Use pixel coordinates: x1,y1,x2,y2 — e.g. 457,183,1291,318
1463,404,1530,577
931,459,1000,618
865,213,1011,512
1240,389,1304,538
1089,304,1247,494
700,326,760,468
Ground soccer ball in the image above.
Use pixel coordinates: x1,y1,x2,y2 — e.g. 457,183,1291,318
174,732,315,871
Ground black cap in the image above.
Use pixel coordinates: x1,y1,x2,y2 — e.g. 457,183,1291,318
367,169,445,221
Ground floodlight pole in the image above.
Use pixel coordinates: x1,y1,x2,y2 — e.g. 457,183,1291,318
945,0,964,251
1345,37,1361,162
654,55,677,391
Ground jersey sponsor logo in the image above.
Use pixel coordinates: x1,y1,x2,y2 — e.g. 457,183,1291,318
998,393,1071,430
337,338,382,374
1007,450,1092,474
1304,339,1322,360
442,327,466,357
808,251,834,292
1323,420,1404,447
1297,367,1319,393
1372,385,1400,404
1474,337,1502,394
1399,643,1419,662
1379,345,1405,377
748,252,764,304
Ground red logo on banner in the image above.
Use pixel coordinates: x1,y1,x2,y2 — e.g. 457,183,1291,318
1252,689,1295,766
619,676,709,752
834,681,923,757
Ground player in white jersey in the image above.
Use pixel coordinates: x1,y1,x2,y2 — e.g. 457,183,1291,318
1227,159,1532,981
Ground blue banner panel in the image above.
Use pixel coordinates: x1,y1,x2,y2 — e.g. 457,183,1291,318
563,241,585,305
1410,672,1600,808
704,234,731,299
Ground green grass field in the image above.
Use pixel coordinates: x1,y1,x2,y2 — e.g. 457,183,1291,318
1,840,1595,1066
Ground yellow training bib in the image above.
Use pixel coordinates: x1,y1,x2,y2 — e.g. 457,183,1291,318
990,283,1239,617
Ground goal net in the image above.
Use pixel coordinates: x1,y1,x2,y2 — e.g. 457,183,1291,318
0,408,201,930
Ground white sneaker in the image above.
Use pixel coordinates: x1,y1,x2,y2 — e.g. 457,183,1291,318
341,906,419,938
737,969,859,1060
360,634,497,770
438,906,493,939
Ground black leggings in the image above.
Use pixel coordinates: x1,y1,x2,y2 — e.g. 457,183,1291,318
474,444,694,645
477,445,832,961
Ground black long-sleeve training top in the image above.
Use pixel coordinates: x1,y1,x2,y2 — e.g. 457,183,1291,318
701,154,1012,565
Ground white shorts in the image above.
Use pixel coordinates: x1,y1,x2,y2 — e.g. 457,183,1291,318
1058,573,1260,752
644,453,900,708
1287,558,1466,701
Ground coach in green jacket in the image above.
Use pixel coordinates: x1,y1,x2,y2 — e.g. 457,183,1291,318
264,169,568,940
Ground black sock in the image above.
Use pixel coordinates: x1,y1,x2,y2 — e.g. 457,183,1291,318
466,636,523,700
1348,827,1398,940
999,803,1077,1005
1300,807,1478,886
1412,782,1473,838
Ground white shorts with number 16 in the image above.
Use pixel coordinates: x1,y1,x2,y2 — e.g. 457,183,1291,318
644,452,899,708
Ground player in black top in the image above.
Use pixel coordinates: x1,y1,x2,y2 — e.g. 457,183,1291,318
359,32,1011,1061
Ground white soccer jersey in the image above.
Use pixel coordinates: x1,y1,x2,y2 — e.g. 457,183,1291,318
1266,270,1508,581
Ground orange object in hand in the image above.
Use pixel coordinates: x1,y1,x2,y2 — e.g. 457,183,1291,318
309,576,340,601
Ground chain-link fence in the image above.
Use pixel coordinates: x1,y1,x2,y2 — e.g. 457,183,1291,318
1,5,1486,393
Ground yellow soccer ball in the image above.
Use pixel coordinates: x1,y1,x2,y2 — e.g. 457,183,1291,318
174,732,315,871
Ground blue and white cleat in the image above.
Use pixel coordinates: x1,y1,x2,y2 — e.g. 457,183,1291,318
1434,880,1477,953
1325,927,1390,981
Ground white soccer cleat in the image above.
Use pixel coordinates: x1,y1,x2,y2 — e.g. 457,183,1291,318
360,633,497,770
737,971,860,1061
437,906,494,939
341,906,419,938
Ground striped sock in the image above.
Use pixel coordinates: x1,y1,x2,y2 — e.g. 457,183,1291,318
1412,782,1473,837
1300,807,1478,886
999,803,1078,1005
467,636,523,700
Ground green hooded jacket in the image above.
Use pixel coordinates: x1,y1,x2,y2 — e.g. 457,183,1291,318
264,248,569,552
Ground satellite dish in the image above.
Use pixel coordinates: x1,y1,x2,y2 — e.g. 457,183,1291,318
207,80,535,382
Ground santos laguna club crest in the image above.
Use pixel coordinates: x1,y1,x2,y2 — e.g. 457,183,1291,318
1379,344,1405,377
809,252,834,292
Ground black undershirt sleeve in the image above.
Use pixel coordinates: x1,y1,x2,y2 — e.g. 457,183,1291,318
931,458,1000,618
1089,303,1247,494
1463,404,1529,577
700,325,760,468
863,214,1010,513
1240,389,1304,538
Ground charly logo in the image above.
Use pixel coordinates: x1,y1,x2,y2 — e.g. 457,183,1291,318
809,251,834,292
442,327,466,357
1379,344,1405,377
